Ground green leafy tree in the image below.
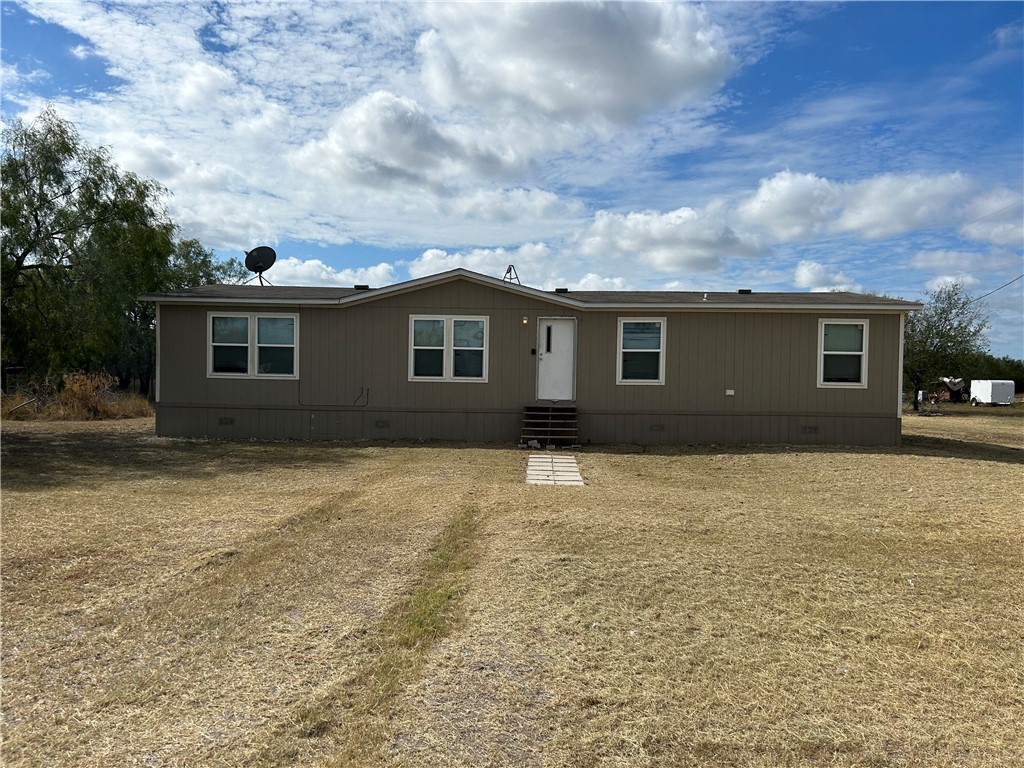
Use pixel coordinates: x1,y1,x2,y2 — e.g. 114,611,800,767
108,239,247,394
903,282,990,410
2,106,244,394
965,352,1024,393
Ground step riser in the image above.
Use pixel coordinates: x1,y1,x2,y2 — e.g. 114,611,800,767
521,405,579,446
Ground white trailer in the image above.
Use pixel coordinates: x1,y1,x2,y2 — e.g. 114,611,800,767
970,380,1015,406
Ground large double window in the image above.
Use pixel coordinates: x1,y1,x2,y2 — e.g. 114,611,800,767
617,317,666,385
209,312,298,378
818,319,868,388
410,315,488,382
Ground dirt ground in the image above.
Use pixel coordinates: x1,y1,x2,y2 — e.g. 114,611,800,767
2,410,1021,767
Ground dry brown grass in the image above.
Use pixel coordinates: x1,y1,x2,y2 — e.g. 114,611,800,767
2,412,1021,767
2,372,153,421
901,402,1023,449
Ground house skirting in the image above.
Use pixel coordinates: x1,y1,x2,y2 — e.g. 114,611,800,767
155,405,901,447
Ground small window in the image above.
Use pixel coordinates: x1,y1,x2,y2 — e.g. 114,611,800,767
818,319,868,388
412,318,445,378
453,319,486,378
410,315,488,382
209,313,298,379
257,317,296,375
211,316,249,374
618,317,666,385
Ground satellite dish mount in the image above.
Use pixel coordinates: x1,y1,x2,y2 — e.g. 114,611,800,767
502,264,520,285
244,246,277,286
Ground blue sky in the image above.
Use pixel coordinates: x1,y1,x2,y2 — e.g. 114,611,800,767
3,1,1022,356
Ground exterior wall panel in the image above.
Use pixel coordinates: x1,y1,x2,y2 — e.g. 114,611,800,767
259,409,309,441
160,304,302,408
578,412,898,446
155,278,905,446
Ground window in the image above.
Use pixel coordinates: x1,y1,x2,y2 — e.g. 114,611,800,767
410,315,488,381
818,319,868,388
211,315,249,374
617,317,665,385
257,317,296,375
209,312,298,378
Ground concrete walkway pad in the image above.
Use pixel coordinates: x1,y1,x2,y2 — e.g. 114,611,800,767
526,454,584,486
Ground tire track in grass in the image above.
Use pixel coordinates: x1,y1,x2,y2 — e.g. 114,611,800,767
254,504,481,767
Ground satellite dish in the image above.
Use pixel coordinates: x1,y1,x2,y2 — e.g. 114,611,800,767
244,246,276,285
245,246,276,274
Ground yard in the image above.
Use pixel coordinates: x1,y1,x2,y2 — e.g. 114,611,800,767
2,409,1022,767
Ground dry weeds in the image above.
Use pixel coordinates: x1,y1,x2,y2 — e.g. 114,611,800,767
2,372,153,421
2,411,1021,767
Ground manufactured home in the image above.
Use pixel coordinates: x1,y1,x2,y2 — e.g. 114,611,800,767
142,268,921,446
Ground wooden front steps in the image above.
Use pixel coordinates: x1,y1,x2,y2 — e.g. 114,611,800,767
521,404,579,447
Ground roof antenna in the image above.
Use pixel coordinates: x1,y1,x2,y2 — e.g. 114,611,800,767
243,246,277,286
502,264,520,285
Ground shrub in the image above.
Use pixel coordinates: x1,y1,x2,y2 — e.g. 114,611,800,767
1,372,153,421
57,371,118,419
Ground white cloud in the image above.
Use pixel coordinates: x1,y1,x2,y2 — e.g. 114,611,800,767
292,91,509,188
280,183,581,251
403,246,643,293
737,171,975,242
418,2,734,125
174,61,236,109
69,44,92,60
909,250,983,271
993,22,1024,49
925,274,981,292
959,189,1024,246
406,246,643,292
576,206,763,274
406,243,553,281
271,257,395,287
443,187,581,222
835,172,972,238
562,273,634,291
737,171,839,240
0,61,50,103
793,260,861,292
6,1,1020,359
661,278,708,291
779,94,891,135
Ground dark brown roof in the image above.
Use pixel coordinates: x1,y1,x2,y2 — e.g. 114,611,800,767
564,290,910,306
147,284,369,300
141,269,921,310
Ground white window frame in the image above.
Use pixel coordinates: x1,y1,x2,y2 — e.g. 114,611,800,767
817,318,868,389
207,311,299,380
617,317,666,385
408,315,489,383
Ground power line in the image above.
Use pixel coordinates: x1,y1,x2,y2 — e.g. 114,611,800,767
941,200,1023,306
957,199,1023,230
968,273,1024,305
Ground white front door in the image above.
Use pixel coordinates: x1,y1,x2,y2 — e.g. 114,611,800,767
536,318,576,401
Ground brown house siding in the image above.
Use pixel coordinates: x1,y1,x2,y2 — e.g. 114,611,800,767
155,280,904,445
